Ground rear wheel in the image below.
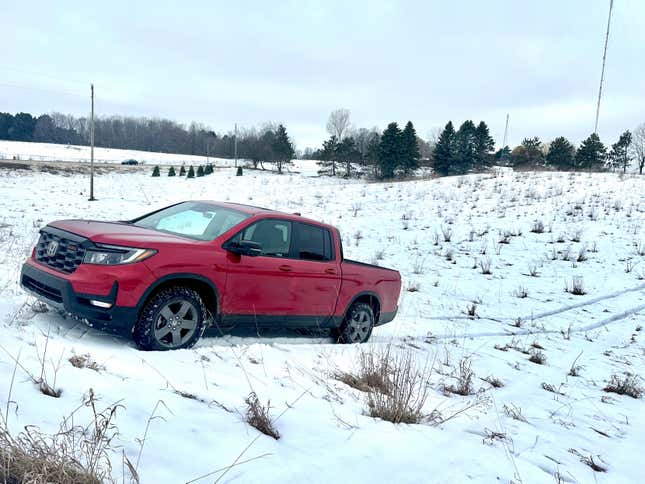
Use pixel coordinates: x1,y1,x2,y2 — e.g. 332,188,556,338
336,302,375,344
133,286,207,350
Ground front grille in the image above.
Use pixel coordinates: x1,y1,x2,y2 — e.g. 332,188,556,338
22,275,63,303
36,228,87,274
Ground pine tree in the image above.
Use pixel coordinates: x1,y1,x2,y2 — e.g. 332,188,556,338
494,146,512,166
378,122,402,179
365,132,381,178
576,133,607,170
187,166,195,178
179,165,186,176
168,166,176,176
272,124,295,174
152,165,160,177
337,137,361,177
454,120,477,174
512,137,544,167
204,163,213,175
546,136,575,170
197,165,204,177
608,130,632,173
317,135,338,176
400,121,420,176
432,121,456,176
473,121,495,171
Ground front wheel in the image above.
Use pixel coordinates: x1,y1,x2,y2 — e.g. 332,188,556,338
336,302,375,344
133,286,207,350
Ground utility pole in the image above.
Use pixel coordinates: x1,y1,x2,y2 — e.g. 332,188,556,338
234,123,238,168
89,83,96,201
594,0,614,134
502,113,509,148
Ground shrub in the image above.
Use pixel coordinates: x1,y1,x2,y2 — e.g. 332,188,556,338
528,349,546,365
566,276,586,295
168,166,176,177
204,163,213,175
604,374,642,399
530,220,545,233
151,165,160,177
236,166,243,176
186,166,195,178
196,165,204,177
365,350,431,424
245,392,280,439
179,165,186,176
443,358,475,396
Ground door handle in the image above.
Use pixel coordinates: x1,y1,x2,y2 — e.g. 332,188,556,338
279,265,292,272
325,268,337,275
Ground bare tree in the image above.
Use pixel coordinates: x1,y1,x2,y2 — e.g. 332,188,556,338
326,108,351,142
632,123,645,175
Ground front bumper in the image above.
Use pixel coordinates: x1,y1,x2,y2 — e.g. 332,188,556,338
21,262,136,333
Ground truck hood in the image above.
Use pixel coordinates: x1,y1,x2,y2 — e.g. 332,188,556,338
49,220,200,247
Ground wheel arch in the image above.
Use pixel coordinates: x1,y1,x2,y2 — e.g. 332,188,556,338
344,291,381,323
136,273,220,321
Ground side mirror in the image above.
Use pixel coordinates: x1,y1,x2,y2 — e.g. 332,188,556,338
224,240,262,257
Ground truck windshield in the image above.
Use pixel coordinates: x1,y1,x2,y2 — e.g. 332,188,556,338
132,202,250,241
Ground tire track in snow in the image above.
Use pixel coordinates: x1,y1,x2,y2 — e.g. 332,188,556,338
425,281,645,324
430,302,645,341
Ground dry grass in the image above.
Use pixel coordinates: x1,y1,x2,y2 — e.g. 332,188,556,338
69,354,104,372
335,348,394,395
0,389,119,484
245,392,280,440
443,358,475,396
604,374,642,399
365,350,432,424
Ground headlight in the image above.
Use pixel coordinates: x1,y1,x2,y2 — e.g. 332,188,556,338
83,245,157,265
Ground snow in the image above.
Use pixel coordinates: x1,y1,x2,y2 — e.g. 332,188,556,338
0,140,231,166
0,158,644,483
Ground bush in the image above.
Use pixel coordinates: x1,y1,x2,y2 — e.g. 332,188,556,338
179,165,186,176
168,166,176,177
236,166,243,176
197,165,204,177
151,165,160,177
245,392,280,439
186,166,195,178
604,374,642,399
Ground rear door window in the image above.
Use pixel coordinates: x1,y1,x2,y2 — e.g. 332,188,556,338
293,223,334,261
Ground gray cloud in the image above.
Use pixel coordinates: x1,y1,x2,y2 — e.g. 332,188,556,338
2,0,643,150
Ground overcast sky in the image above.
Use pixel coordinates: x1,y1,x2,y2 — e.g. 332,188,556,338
2,0,643,150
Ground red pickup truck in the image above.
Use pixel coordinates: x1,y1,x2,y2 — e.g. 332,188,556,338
20,201,401,350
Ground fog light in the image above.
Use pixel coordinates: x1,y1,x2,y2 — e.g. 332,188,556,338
90,300,112,308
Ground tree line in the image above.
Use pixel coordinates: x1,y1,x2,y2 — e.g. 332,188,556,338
2,109,644,177
0,111,295,171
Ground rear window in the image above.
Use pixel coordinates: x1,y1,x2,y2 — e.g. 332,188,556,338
293,222,334,261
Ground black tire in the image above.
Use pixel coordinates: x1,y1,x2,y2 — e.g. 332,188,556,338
133,286,207,350
336,302,375,344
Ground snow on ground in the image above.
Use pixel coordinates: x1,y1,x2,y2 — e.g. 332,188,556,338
0,162,644,483
0,140,231,166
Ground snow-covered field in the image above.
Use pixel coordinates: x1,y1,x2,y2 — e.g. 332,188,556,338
0,140,230,166
0,161,643,483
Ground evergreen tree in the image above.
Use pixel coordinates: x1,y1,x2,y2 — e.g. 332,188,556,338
317,135,338,176
512,137,544,167
454,120,477,173
197,165,204,177
336,136,361,177
272,124,295,174
187,166,195,178
608,130,632,173
168,166,176,176
179,165,186,176
378,122,403,179
400,121,420,175
365,132,381,178
152,165,160,177
494,146,512,166
204,163,213,175
473,121,495,170
546,136,575,170
575,133,607,170
432,121,456,176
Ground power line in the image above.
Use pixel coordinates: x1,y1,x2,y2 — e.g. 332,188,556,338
594,0,614,134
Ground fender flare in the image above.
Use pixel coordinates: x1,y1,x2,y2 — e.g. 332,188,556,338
135,273,220,319
343,291,382,322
